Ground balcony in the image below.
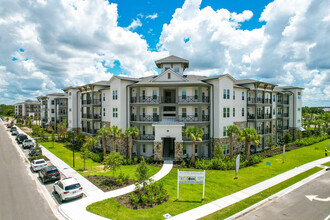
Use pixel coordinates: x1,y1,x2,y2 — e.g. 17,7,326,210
248,98,272,105
178,115,199,122
248,114,255,119
257,128,272,135
82,99,101,105
82,114,101,120
278,113,289,118
138,134,155,140
277,126,289,131
58,112,67,116
140,115,159,122
82,128,99,135
202,115,209,121
58,103,68,107
162,96,176,103
131,96,159,104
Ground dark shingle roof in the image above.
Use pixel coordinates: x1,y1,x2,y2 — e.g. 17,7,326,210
155,55,189,68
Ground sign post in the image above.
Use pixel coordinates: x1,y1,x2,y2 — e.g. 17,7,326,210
283,144,286,163
235,154,240,179
177,170,206,200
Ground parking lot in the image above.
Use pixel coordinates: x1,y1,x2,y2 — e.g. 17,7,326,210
5,123,85,205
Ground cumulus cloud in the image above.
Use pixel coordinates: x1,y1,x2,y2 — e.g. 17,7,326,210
159,0,330,106
146,13,158,20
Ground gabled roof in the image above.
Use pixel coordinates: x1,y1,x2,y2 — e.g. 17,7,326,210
235,79,277,86
202,74,236,82
155,55,189,69
151,69,187,82
277,86,304,90
133,74,209,86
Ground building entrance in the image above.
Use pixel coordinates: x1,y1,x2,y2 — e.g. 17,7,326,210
163,138,174,158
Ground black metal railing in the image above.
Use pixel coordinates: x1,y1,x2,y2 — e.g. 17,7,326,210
202,115,209,121
283,100,289,104
178,96,199,103
248,114,255,119
140,96,159,103
162,96,176,103
264,113,272,119
139,134,155,140
178,115,199,122
139,115,159,122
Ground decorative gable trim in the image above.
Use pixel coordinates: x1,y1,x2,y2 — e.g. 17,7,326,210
151,69,188,82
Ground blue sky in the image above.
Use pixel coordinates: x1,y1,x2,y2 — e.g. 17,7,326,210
0,0,329,106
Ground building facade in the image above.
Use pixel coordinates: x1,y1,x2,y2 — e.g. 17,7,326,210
14,100,41,119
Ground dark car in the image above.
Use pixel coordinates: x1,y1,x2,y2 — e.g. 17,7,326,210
29,148,42,157
10,126,17,132
38,166,60,183
12,130,18,136
7,124,13,128
17,134,28,144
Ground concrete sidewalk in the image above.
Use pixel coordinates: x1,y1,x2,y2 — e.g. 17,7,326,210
170,156,330,220
59,160,173,220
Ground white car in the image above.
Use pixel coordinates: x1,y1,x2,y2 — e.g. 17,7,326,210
30,159,47,172
53,177,83,202
23,139,34,149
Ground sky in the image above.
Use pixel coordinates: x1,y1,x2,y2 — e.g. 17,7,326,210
0,0,329,107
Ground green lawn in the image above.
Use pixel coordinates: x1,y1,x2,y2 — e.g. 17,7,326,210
40,142,161,180
87,139,330,220
202,167,323,219
322,161,330,167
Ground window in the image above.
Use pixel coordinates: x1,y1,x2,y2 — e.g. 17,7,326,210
298,92,301,95
152,90,157,99
69,92,71,96
143,144,146,153
223,107,230,118
153,108,157,117
223,145,229,155
103,93,105,101
195,147,198,154
165,67,170,71
223,126,227,136
233,108,235,117
153,127,155,136
116,144,119,152
194,108,198,117
142,90,146,99
233,91,235,100
298,108,300,111
103,108,105,117
174,67,179,73
194,90,198,99
227,108,230,118
273,108,275,115
182,90,186,99
51,109,54,113
182,108,187,117
223,89,226,99
51,100,54,105
112,90,118,100
51,117,54,122
142,126,146,135
273,95,276,102
183,144,187,154
223,108,226,118
227,89,230,99
242,108,245,116
113,108,118,117
242,92,245,100
142,108,146,117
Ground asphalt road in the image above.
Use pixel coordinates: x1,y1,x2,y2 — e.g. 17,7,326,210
0,122,58,220
238,170,330,220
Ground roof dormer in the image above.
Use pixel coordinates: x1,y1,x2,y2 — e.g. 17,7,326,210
154,55,189,76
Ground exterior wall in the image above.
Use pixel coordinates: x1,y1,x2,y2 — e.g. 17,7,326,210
154,125,183,142
289,89,303,128
101,89,111,123
67,89,80,130
160,63,184,75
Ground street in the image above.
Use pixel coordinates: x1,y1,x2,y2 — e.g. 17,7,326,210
237,170,330,220
0,122,58,220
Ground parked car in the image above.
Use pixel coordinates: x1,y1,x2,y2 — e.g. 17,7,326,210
22,139,34,149
38,166,60,183
17,134,28,144
11,130,18,136
29,148,42,157
10,126,17,132
30,159,47,172
53,177,83,202
7,124,13,128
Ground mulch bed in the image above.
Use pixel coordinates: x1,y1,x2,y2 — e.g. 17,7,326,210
86,175,134,192
260,144,302,158
114,191,169,210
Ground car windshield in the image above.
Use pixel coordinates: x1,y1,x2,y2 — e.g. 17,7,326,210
65,183,81,190
47,170,58,175
25,140,32,143
36,161,45,164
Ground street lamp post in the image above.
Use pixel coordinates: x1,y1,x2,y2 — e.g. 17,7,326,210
72,130,75,168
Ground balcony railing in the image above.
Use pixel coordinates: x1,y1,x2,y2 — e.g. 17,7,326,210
257,128,272,135
138,134,155,140
178,96,199,103
283,100,289,105
82,99,101,105
162,97,176,103
248,98,272,104
277,126,289,131
202,115,209,121
264,113,272,119
138,115,159,122
178,115,199,122
82,114,101,119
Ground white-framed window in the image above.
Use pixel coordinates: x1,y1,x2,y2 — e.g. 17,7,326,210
143,144,146,153
103,108,105,116
242,92,245,100
223,144,229,155
51,117,54,122
233,91,235,100
182,89,186,99
142,108,146,117
242,108,245,117
194,108,198,117
103,93,105,101
51,109,54,113
51,100,54,105
113,108,118,117
142,126,146,135
233,108,235,117
223,126,227,136
112,90,118,100
194,90,198,99
182,108,187,117
298,108,300,111
153,108,157,117
273,95,276,102
116,144,119,152
223,89,230,99
174,67,179,73
142,90,146,99
223,108,230,118
152,90,157,99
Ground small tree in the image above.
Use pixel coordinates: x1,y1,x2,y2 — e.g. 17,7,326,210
125,127,140,160
266,135,275,150
135,157,149,187
80,146,92,170
83,136,98,151
74,133,86,151
226,125,240,158
213,142,224,159
239,128,262,161
98,127,110,157
51,131,56,148
28,117,32,129
281,131,292,145
104,152,124,177
184,126,203,164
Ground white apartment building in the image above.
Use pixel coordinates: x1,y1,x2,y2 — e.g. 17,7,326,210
37,93,68,127
44,55,303,161
14,100,41,119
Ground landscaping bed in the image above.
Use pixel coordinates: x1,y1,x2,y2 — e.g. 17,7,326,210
86,175,134,192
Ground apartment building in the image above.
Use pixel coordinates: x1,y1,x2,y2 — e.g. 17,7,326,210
14,100,41,119
43,55,302,161
37,93,68,127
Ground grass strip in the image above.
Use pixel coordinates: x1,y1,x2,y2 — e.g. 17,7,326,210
322,161,330,167
201,167,323,220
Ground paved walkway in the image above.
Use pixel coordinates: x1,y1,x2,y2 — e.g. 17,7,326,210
170,156,330,220
59,161,173,220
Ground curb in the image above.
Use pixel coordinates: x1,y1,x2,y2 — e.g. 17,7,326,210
225,168,328,220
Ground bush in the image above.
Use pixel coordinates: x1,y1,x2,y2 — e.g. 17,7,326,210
91,152,104,163
293,135,329,147
129,194,139,209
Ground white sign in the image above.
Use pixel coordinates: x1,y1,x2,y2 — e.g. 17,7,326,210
178,171,205,184
177,170,206,200
235,154,240,175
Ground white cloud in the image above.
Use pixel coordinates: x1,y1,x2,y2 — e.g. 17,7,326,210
146,13,158,20
126,18,142,31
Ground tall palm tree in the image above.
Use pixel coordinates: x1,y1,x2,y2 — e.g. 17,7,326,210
97,127,110,157
226,125,241,158
125,127,140,160
109,126,123,152
239,128,262,160
184,126,203,164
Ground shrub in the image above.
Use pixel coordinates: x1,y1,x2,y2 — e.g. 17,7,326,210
91,153,103,163
135,157,149,186
181,160,186,167
129,194,139,209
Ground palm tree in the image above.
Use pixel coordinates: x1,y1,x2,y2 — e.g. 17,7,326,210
97,127,110,157
184,126,203,164
239,128,262,161
109,126,123,152
125,127,140,160
81,136,97,170
226,125,241,158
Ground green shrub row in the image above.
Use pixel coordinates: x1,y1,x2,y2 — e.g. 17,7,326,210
293,134,329,147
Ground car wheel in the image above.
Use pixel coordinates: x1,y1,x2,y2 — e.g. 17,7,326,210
60,195,65,202
53,186,57,194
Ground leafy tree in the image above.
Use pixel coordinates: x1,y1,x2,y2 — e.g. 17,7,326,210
281,131,292,145
135,157,149,186
226,125,240,158
125,127,140,160
104,152,124,176
239,128,261,160
266,135,276,150
74,133,86,151
98,127,110,157
83,136,98,151
213,142,224,159
80,146,92,170
184,126,203,163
